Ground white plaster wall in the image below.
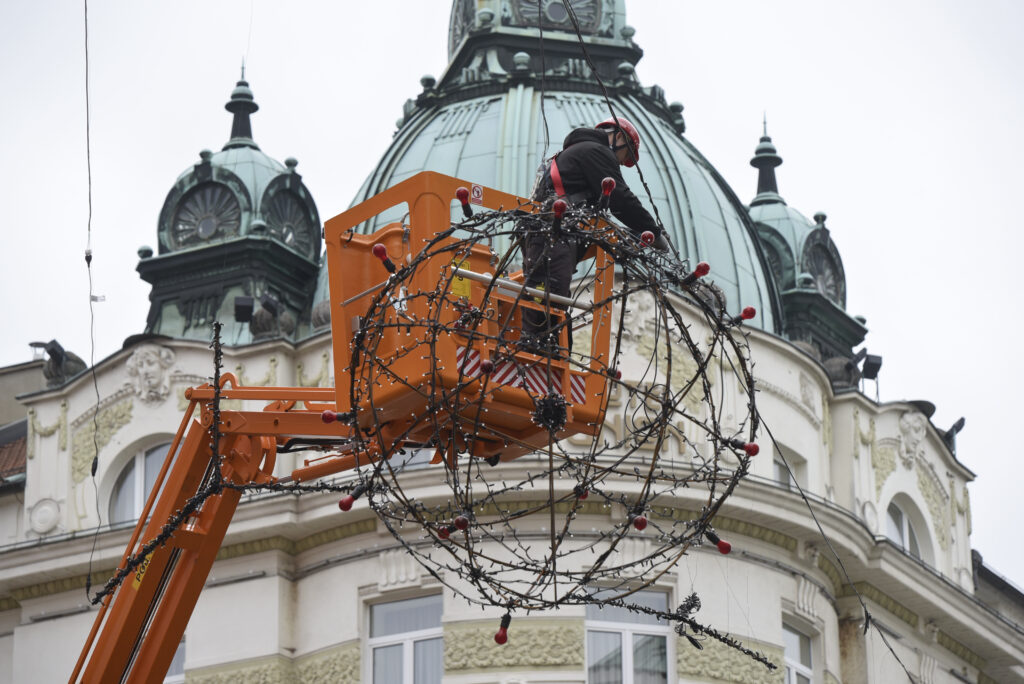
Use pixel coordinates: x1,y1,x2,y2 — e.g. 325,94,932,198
11,603,92,683
188,573,285,669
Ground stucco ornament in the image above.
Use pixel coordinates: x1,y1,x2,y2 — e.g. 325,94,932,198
676,635,783,683
71,399,133,483
950,475,972,535
445,621,584,670
26,400,68,459
917,465,951,550
29,497,61,534
898,411,927,468
125,344,175,404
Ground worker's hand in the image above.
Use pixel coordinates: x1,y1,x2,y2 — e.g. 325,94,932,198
652,231,671,252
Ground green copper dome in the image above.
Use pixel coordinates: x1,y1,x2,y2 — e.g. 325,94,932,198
312,0,781,331
142,78,322,344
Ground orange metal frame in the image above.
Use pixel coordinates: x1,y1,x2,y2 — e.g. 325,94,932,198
70,171,615,683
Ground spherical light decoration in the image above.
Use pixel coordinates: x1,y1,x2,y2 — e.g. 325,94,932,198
341,202,761,653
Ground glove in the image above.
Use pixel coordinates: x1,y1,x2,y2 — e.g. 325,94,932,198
652,231,671,252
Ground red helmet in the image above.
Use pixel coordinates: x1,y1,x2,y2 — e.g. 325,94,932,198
595,117,641,167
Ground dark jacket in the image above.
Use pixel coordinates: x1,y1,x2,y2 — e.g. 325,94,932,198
533,128,661,237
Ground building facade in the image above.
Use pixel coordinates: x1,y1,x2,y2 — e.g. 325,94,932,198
1,2,1023,683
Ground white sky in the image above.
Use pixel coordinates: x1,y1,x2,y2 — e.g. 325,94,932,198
2,1,1023,586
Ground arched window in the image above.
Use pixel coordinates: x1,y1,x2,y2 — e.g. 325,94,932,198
109,443,172,525
886,501,921,559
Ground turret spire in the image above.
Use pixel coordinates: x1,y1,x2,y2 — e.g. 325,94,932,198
223,76,260,150
749,118,784,207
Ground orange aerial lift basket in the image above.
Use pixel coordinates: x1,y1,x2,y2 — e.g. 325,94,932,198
324,171,616,463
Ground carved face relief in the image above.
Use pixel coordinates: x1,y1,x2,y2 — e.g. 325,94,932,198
898,411,927,467
126,345,175,404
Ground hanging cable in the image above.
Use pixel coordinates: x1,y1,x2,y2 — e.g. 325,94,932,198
561,3,667,238
537,0,550,159
761,417,915,681
81,0,105,600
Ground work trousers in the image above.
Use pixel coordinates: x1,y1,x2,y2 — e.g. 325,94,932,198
521,232,578,343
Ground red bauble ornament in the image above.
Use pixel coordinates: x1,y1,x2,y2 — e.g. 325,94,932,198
338,495,355,512
632,515,648,531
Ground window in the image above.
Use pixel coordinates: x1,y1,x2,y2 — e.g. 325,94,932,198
164,640,185,683
774,453,795,490
368,595,443,684
109,443,173,524
782,623,813,684
586,590,671,684
886,502,921,559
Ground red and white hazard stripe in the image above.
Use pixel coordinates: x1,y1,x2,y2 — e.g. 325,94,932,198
455,347,481,376
455,347,587,404
570,375,586,404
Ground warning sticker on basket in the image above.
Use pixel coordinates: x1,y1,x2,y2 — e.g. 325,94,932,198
471,184,484,205
451,259,471,297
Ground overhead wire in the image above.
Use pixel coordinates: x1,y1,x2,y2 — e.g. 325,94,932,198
82,0,104,600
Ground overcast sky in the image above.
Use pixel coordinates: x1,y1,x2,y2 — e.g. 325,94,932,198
2,2,1023,585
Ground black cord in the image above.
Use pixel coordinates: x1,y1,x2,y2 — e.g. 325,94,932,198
537,0,550,159
561,2,668,239
82,0,104,600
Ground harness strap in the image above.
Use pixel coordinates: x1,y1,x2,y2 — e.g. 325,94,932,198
549,156,566,198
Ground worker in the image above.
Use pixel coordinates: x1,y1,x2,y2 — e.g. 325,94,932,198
521,117,668,352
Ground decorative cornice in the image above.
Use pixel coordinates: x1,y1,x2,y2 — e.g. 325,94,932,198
215,518,377,561
714,515,798,552
444,619,584,670
839,582,918,628
0,597,18,611
9,570,110,602
817,553,843,595
937,630,986,670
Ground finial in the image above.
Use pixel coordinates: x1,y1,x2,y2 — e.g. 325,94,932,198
240,59,245,81
750,119,784,206
224,75,260,150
